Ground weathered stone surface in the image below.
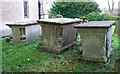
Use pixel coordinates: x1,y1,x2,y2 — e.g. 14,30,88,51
37,18,81,25
74,21,115,62
6,21,38,26
37,18,81,53
78,28,108,62
74,21,115,28
6,21,41,42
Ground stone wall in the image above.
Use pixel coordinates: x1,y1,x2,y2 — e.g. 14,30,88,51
0,0,50,37
2,1,23,22
39,0,49,19
1,0,39,22
0,2,2,22
26,24,41,41
0,0,50,23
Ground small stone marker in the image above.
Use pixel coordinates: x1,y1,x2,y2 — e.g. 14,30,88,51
6,21,41,42
37,18,81,54
74,21,115,62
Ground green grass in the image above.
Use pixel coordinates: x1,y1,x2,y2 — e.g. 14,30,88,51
2,26,120,72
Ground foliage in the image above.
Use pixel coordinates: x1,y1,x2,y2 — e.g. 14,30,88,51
49,13,63,18
85,12,102,21
2,26,120,72
49,0,101,18
86,12,118,21
101,13,118,21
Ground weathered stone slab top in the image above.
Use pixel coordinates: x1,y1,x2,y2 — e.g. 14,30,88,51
74,21,115,28
37,18,81,25
6,21,37,26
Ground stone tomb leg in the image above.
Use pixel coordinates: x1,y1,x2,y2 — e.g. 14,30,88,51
74,21,115,62
37,18,81,54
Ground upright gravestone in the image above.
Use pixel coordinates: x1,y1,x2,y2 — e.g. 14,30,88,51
37,18,81,54
74,21,115,62
6,21,41,42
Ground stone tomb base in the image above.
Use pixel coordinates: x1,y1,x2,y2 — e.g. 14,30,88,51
37,18,81,54
6,21,41,42
78,28,109,62
74,21,115,62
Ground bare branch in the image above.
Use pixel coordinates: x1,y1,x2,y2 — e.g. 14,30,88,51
112,0,115,12
108,0,111,12
107,0,115,13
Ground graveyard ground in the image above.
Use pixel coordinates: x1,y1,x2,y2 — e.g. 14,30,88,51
1,26,120,72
